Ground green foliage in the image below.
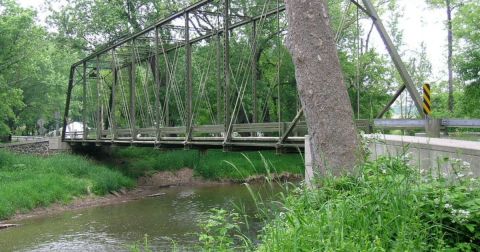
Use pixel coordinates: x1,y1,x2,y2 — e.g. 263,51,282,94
111,147,304,180
257,157,480,251
449,1,480,118
0,150,134,220
417,157,480,249
197,156,480,251
198,208,247,251
457,83,480,118
0,0,78,136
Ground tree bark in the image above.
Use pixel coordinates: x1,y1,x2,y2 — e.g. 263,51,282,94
446,0,454,112
285,0,360,176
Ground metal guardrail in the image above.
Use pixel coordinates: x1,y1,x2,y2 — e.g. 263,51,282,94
373,119,425,129
442,119,480,128
373,119,480,129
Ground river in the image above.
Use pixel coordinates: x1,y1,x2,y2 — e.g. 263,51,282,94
0,183,287,251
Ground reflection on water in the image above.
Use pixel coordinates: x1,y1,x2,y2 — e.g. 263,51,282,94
0,183,285,251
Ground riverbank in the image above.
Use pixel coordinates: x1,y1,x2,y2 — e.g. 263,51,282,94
3,167,300,225
199,156,480,251
0,150,134,221
107,147,304,181
0,148,304,222
6,172,220,223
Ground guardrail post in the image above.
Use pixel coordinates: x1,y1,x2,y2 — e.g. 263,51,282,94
425,118,441,138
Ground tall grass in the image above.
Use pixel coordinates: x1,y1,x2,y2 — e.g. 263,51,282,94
111,147,304,180
197,156,480,251
0,150,134,220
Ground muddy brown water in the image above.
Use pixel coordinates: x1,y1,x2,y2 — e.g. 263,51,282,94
0,183,289,251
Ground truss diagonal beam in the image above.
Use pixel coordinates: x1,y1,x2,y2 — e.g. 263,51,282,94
361,0,425,117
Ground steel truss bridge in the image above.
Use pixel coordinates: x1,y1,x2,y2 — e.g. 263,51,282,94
62,0,480,150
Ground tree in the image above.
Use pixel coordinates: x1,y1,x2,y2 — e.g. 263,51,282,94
285,0,360,175
0,0,78,136
426,0,466,113
47,0,187,52
454,1,480,118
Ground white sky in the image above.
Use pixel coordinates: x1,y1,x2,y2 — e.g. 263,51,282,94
17,0,449,81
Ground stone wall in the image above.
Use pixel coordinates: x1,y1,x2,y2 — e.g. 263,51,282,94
0,137,71,155
2,141,50,155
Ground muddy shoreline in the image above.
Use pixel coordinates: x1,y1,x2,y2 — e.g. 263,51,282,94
1,168,301,226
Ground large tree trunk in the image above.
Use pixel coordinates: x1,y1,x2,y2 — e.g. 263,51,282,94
285,0,360,176
446,0,454,112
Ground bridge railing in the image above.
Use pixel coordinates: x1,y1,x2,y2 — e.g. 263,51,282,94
373,119,480,129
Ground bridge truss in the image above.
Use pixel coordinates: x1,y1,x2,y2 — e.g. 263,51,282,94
62,0,479,150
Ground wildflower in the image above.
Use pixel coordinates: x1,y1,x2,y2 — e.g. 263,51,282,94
467,171,474,176
462,161,471,168
452,209,471,223
444,203,452,209
434,198,440,205
458,209,470,218
457,173,465,178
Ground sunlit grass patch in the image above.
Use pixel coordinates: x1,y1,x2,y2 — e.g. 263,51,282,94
0,150,134,220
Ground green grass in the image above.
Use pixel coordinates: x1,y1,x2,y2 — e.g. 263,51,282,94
197,156,480,251
0,150,134,220
110,147,304,180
